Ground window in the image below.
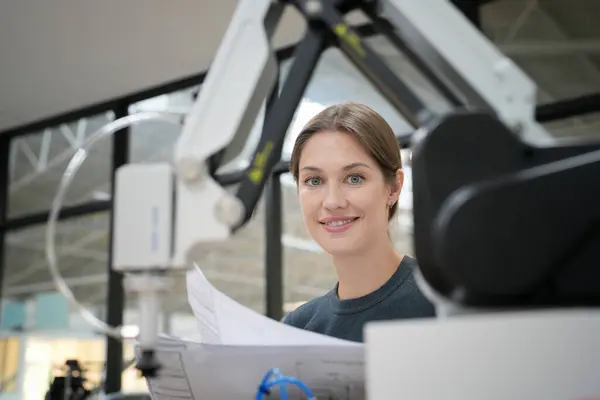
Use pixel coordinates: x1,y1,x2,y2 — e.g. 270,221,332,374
22,337,104,399
0,336,20,393
8,112,113,219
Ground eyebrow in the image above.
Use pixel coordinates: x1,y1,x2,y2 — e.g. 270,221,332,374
300,162,372,172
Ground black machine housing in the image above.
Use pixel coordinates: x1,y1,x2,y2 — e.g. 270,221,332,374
412,110,600,309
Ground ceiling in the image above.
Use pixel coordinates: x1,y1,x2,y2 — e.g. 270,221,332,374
2,0,600,328
0,0,308,132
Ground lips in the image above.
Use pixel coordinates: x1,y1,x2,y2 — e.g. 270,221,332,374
319,217,359,233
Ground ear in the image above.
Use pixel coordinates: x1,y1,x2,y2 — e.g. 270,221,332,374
387,168,404,207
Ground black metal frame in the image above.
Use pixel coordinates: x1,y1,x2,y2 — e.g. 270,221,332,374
234,22,329,228
104,103,130,394
0,135,9,322
1,1,600,393
264,64,285,322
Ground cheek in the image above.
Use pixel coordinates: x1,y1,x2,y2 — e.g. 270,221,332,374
349,188,387,216
298,190,319,220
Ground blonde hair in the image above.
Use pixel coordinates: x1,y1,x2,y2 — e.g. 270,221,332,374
289,102,402,220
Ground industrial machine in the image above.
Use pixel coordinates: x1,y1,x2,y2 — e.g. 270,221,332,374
45,0,600,397
45,360,91,400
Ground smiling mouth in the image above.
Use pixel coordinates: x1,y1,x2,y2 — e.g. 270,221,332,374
320,217,359,227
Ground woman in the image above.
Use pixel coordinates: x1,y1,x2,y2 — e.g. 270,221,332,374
282,101,435,342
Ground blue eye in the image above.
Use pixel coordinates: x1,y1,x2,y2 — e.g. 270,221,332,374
305,177,322,186
346,174,364,185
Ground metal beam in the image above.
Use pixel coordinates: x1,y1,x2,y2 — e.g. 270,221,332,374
104,103,128,394
536,93,600,123
8,117,99,193
375,38,600,58
535,7,600,82
0,135,9,321
500,0,538,43
532,6,600,139
1,200,110,231
4,229,107,285
501,39,600,56
4,273,107,297
265,174,284,321
263,71,285,321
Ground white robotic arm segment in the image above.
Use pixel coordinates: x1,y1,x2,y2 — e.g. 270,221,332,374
174,0,279,176
171,0,280,268
379,0,553,144
110,0,285,376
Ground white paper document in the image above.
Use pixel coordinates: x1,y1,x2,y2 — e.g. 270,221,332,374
142,265,365,399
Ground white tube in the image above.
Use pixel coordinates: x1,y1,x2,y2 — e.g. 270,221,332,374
126,273,167,350
138,289,158,350
45,111,183,339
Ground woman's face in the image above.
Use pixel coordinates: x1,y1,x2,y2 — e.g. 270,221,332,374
297,131,402,257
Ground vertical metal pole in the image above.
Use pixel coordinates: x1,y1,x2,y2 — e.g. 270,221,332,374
264,74,284,320
0,135,10,322
265,172,284,320
104,104,130,394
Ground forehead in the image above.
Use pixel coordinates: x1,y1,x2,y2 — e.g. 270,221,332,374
299,131,374,169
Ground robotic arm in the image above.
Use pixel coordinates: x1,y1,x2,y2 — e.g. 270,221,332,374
111,0,287,375
48,0,600,380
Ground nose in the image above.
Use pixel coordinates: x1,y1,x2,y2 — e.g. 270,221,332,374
322,183,348,210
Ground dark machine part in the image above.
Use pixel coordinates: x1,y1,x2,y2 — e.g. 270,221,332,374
45,360,91,400
411,110,600,308
135,349,161,378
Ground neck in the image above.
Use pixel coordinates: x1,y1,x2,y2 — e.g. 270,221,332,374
333,239,403,300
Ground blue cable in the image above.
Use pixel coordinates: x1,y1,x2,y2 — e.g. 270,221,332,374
256,368,316,400
257,368,289,400
265,377,316,399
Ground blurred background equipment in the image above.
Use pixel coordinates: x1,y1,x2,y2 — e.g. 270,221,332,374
44,359,90,400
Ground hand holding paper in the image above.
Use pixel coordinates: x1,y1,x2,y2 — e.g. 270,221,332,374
140,264,366,400
186,264,360,346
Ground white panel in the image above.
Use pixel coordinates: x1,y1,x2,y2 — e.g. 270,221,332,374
366,310,600,400
113,163,174,270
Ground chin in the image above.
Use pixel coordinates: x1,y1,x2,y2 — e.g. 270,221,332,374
317,236,366,257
